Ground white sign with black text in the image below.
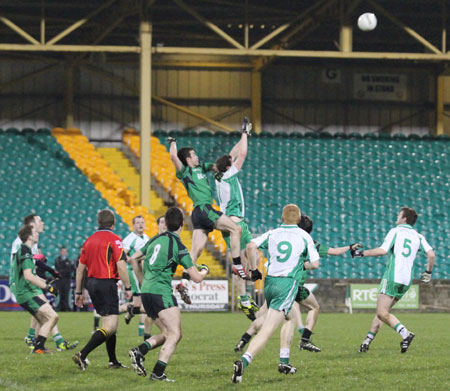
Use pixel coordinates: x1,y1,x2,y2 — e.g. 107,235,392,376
172,279,229,311
354,73,407,101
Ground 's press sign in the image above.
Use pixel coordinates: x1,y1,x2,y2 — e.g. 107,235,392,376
350,284,419,309
172,279,228,311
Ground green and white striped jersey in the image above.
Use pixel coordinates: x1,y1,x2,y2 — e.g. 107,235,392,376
252,224,319,282
122,232,150,272
215,165,245,218
123,232,150,256
379,224,432,285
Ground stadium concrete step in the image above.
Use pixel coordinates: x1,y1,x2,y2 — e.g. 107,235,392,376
53,128,159,238
97,147,224,277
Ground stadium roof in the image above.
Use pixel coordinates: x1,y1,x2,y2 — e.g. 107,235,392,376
1,0,449,64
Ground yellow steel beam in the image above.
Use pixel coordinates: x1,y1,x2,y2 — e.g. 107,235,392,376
0,17,40,45
436,75,444,136
0,44,140,52
2,43,449,62
442,0,447,53
140,20,152,210
153,46,450,61
40,0,45,44
172,0,244,49
152,60,252,68
367,0,442,54
46,0,117,45
251,69,262,134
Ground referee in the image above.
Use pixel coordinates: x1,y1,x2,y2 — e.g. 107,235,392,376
72,209,132,370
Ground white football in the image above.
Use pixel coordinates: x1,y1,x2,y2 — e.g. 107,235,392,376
358,13,377,31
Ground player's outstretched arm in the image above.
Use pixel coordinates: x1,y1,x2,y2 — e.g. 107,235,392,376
304,260,320,270
353,247,386,258
229,118,250,169
168,137,182,171
328,243,362,256
117,260,132,300
186,264,209,283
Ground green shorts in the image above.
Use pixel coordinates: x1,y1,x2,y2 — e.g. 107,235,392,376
379,278,410,300
295,286,311,302
191,204,223,233
141,292,178,319
222,220,252,251
264,276,298,315
19,295,46,316
128,268,141,296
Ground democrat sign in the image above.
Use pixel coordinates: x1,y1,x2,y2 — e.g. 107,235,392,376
350,284,419,309
0,279,21,310
172,279,228,311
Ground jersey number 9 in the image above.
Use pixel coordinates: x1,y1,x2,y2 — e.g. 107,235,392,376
277,241,292,263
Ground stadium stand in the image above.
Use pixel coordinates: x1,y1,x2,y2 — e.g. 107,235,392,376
150,130,449,280
0,127,129,274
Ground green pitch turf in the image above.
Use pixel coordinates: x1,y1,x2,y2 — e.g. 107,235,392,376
0,311,449,391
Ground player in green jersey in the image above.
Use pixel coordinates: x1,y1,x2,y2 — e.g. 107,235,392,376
214,118,261,320
353,207,435,353
168,125,252,279
12,225,59,354
127,207,209,382
141,215,167,340
11,214,77,352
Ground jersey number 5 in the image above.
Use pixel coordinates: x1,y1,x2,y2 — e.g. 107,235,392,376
401,239,412,257
277,241,292,263
149,244,161,265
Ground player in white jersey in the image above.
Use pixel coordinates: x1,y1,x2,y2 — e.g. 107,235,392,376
353,207,435,353
215,117,261,320
232,204,320,383
10,214,77,351
122,215,150,334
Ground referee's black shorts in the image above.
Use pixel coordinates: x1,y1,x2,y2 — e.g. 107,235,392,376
86,278,119,316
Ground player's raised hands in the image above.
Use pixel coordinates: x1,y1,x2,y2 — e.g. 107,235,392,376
241,117,252,135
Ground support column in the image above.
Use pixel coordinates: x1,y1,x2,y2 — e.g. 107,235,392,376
64,63,74,128
436,74,444,136
140,20,152,208
251,69,262,134
340,4,352,53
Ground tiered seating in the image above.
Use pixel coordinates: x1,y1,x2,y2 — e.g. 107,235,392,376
53,128,159,239
0,128,128,274
123,130,228,257
152,130,450,279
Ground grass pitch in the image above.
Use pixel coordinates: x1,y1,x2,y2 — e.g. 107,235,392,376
0,311,449,391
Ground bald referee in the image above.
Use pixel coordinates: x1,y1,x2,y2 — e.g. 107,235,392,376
72,209,132,370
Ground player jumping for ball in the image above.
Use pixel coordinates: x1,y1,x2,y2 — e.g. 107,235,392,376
168,120,252,302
